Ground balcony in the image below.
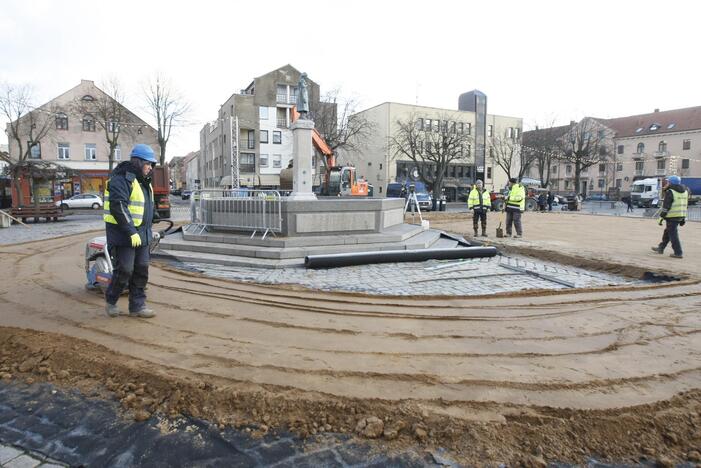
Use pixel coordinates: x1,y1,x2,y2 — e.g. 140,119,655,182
276,118,288,129
239,164,255,173
634,169,644,176
655,168,666,175
242,140,255,150
654,151,669,158
276,94,297,105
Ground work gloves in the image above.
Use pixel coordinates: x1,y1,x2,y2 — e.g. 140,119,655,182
130,233,142,248
680,220,686,227
658,218,664,226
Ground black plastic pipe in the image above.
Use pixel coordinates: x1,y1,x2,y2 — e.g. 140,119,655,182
304,246,498,269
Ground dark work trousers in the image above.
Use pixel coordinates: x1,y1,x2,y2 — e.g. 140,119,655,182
473,209,487,232
505,208,523,236
105,244,150,312
658,219,683,256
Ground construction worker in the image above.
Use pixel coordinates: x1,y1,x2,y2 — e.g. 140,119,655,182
651,175,688,259
467,180,491,237
104,144,158,318
505,177,525,238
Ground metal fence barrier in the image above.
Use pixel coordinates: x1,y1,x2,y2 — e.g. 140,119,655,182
189,189,283,239
581,200,700,222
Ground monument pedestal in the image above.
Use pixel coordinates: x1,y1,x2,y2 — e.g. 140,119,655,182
287,118,317,201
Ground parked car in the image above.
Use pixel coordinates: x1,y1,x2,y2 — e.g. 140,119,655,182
586,193,608,201
56,193,103,210
181,190,192,200
170,188,182,196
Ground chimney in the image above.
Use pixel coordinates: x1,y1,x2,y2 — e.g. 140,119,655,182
654,108,659,113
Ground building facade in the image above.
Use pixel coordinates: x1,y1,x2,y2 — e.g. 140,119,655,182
199,65,329,188
339,102,522,200
5,80,158,197
525,106,701,196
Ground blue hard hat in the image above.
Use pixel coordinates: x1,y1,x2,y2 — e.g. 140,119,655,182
667,175,681,185
130,144,157,163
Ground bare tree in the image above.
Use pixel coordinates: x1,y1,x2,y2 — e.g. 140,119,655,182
144,74,190,165
72,78,139,172
310,89,374,170
558,118,613,195
489,134,531,181
390,114,473,196
522,122,565,188
0,83,55,205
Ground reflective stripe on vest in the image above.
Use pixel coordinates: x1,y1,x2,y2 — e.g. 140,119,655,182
667,189,688,219
507,184,526,210
103,179,148,226
468,188,491,210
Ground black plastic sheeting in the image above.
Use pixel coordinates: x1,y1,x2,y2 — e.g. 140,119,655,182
305,246,498,269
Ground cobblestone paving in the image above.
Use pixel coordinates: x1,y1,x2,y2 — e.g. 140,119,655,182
179,254,640,296
0,214,103,246
0,381,447,467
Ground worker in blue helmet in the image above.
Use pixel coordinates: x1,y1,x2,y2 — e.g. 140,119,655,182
651,175,689,259
103,144,159,318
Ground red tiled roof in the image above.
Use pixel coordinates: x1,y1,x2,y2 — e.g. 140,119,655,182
597,106,701,138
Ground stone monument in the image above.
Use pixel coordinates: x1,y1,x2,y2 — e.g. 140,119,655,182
287,73,317,201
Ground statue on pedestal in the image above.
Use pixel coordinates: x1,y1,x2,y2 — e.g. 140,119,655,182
297,73,309,117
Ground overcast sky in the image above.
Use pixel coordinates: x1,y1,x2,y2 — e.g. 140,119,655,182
2,0,698,160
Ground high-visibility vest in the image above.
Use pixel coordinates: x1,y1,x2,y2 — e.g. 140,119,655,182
103,178,151,226
506,183,526,211
467,188,491,210
667,188,688,219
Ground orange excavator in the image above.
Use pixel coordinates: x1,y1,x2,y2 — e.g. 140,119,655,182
286,108,368,197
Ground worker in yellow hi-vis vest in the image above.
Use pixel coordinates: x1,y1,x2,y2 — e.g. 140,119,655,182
104,144,158,318
505,177,526,238
651,175,689,259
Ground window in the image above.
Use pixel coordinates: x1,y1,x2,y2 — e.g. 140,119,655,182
416,118,423,130
683,139,691,150
635,161,644,172
433,119,440,132
487,167,492,179
615,179,622,188
137,127,143,135
649,124,660,131
667,123,676,129
566,165,572,175
617,145,624,154
108,120,119,133
506,127,513,138
240,153,255,172
657,159,665,170
55,113,68,130
259,154,268,167
441,120,448,133
272,154,282,168
84,143,96,160
272,131,282,144
28,142,41,159
487,125,493,137
457,122,464,134
489,147,494,158
635,127,643,133
565,180,570,189
616,163,623,172
82,114,95,132
599,146,607,156
450,121,456,133
599,163,606,173
682,158,690,169
81,95,95,101
552,165,557,174
246,130,255,149
514,128,520,139
636,142,645,154
466,144,471,156
260,130,269,144
466,123,471,135
259,107,269,120
57,143,70,160
380,163,383,170
658,141,667,153
114,144,121,161
450,165,456,177
598,178,605,188
424,119,431,131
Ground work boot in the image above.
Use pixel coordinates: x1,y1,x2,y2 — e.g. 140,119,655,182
473,229,478,237
105,302,120,318
129,307,156,318
514,234,522,238
669,253,683,259
481,229,488,237
651,246,663,254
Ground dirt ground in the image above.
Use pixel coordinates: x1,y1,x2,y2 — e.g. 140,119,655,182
1,212,700,465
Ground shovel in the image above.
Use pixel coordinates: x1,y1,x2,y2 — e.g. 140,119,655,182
496,211,505,238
